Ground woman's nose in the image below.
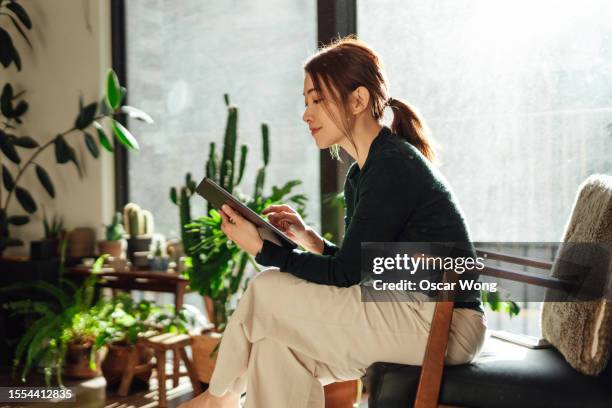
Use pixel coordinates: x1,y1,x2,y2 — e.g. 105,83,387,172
302,107,312,124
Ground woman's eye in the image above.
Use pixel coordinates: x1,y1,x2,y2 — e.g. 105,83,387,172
305,99,321,107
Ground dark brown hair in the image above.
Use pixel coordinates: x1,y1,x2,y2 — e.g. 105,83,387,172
303,35,437,163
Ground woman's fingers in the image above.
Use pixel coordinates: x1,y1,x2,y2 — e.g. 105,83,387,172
221,204,241,224
262,204,295,215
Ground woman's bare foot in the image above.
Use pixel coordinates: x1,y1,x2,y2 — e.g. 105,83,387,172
177,389,240,408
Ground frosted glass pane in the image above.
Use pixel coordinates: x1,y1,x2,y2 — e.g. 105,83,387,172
125,0,319,241
358,0,612,241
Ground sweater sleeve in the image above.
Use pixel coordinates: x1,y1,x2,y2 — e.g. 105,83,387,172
255,159,421,287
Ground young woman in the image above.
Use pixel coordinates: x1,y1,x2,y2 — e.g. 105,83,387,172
180,35,486,408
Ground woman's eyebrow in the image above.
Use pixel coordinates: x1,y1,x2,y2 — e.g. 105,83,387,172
302,88,319,96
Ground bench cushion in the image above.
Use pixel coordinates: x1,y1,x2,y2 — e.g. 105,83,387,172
367,337,612,408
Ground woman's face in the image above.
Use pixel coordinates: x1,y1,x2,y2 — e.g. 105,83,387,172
302,73,345,149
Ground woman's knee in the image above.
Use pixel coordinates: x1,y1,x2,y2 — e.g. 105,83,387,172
247,267,297,296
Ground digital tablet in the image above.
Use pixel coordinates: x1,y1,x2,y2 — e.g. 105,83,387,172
195,177,298,250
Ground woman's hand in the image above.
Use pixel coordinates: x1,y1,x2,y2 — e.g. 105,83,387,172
219,204,263,257
262,204,324,254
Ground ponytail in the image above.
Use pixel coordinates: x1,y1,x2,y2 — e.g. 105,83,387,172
387,97,438,163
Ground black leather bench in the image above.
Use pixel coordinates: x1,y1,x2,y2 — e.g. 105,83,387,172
367,337,612,408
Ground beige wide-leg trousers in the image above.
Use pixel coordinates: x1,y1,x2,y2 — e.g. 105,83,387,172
208,267,487,408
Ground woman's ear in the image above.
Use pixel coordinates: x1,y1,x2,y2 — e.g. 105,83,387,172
350,86,371,115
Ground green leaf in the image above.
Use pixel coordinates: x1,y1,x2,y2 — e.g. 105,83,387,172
105,69,121,110
10,39,21,71
94,121,113,152
84,131,99,158
1,83,13,117
0,132,21,164
2,164,14,191
7,215,29,226
98,97,111,116
12,100,27,117
0,28,17,70
15,186,36,214
3,12,32,49
111,119,139,150
6,2,33,30
0,237,23,248
53,135,71,164
12,135,38,148
120,106,153,123
75,102,97,130
53,135,82,177
35,165,55,198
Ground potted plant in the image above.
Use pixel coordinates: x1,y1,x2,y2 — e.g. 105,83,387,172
0,244,106,386
62,307,106,379
123,202,154,262
177,94,308,383
29,208,63,260
95,293,188,390
147,239,169,271
98,212,126,259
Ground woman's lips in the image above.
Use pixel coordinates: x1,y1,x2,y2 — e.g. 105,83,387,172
311,127,321,135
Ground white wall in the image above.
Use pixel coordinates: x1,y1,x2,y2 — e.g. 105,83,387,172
3,0,113,257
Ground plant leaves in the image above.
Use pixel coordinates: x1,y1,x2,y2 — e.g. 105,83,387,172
35,165,54,198
2,164,14,191
53,135,71,164
7,215,29,226
93,122,113,152
105,69,121,110
170,187,177,205
0,28,16,69
6,2,33,30
0,133,21,164
53,135,82,177
120,105,153,123
84,131,99,158
12,135,38,148
1,83,13,117
11,41,21,71
0,237,23,247
111,119,139,150
12,100,27,117
98,97,110,116
75,101,97,130
4,12,32,49
15,186,37,214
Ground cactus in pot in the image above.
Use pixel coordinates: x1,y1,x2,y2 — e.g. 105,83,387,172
123,203,154,260
97,212,127,259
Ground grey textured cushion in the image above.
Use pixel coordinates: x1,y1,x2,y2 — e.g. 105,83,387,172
541,174,612,375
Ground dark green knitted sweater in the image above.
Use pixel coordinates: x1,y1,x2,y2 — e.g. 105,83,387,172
255,125,483,313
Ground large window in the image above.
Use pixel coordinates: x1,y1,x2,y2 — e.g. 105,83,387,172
125,0,320,243
358,1,612,335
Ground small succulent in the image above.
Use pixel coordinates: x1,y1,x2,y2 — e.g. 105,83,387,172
42,208,63,239
104,212,125,241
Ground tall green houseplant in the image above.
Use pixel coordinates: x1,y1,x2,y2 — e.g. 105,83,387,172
172,94,307,330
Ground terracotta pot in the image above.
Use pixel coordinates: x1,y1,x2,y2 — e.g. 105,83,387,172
63,341,104,379
324,379,361,408
191,332,222,383
66,227,96,258
101,342,153,386
97,239,126,259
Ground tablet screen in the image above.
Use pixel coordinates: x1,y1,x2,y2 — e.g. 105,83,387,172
195,177,298,250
